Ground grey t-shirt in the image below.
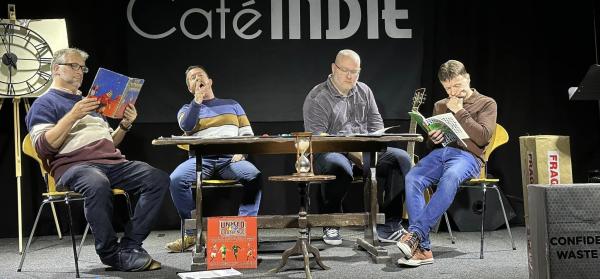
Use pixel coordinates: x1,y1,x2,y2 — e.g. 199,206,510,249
303,76,384,135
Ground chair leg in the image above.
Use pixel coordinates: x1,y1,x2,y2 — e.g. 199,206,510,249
491,185,516,250
444,212,455,244
180,218,185,253
77,223,90,259
122,192,133,218
18,201,48,272
50,202,63,240
65,198,81,278
480,184,487,259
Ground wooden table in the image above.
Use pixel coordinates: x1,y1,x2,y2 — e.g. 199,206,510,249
152,134,423,270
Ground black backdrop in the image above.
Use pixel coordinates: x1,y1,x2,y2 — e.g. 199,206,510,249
1,0,599,238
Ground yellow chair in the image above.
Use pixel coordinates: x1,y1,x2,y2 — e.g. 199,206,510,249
445,123,516,259
18,134,132,278
176,144,243,252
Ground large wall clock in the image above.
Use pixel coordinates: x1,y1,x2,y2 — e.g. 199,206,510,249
0,22,53,97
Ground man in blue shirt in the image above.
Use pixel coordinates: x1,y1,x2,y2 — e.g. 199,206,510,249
165,66,262,252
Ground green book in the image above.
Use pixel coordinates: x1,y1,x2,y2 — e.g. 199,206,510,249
408,110,469,147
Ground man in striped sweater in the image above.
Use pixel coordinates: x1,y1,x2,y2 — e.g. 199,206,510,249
25,48,169,272
166,65,262,252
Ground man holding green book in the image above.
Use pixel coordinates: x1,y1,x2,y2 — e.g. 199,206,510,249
396,60,497,267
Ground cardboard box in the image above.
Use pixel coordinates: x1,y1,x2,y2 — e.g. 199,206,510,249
527,184,600,279
519,136,572,225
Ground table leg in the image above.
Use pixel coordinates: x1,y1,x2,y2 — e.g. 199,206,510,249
191,154,206,271
356,152,390,263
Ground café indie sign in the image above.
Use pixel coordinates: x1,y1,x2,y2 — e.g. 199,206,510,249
127,0,414,40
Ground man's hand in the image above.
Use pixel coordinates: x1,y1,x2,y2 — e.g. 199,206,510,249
231,154,245,163
446,96,463,113
193,79,207,104
429,129,445,145
68,98,100,121
120,104,137,128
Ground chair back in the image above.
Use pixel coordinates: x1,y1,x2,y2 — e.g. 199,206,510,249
177,144,190,151
479,124,509,179
23,134,58,193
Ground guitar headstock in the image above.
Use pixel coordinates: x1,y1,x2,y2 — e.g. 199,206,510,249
412,88,426,111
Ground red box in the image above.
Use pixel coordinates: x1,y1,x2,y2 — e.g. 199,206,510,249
206,216,257,270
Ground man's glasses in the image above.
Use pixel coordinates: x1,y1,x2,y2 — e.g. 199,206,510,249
334,63,360,76
58,63,89,73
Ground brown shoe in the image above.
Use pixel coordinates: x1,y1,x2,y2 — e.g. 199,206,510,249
397,248,434,267
165,235,196,253
396,232,420,258
145,259,162,271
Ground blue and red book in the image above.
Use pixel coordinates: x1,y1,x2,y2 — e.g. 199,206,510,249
88,68,144,119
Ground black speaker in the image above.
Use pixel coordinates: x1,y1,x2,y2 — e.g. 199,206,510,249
447,186,516,232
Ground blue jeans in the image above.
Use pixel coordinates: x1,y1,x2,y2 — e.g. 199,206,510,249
405,147,480,250
314,147,411,220
58,161,170,259
169,156,262,226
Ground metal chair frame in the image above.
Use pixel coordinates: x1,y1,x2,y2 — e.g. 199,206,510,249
18,134,132,278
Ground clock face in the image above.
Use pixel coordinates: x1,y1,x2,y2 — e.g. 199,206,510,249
0,23,53,97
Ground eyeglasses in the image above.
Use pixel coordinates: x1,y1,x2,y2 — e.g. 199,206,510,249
334,63,361,76
58,63,89,73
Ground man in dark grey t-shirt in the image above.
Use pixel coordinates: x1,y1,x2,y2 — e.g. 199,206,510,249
303,49,412,245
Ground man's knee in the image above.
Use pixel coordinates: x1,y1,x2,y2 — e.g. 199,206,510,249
378,148,411,171
318,160,353,181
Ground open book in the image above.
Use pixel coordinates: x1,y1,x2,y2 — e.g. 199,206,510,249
408,111,469,146
177,268,242,279
88,68,144,119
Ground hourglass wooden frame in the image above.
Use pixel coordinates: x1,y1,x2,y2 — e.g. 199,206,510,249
292,132,314,176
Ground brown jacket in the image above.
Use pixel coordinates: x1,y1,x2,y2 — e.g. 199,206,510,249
430,89,497,161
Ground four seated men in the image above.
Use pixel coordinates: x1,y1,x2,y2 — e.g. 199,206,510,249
26,47,492,271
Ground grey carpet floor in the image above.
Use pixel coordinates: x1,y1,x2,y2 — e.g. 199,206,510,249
0,227,528,278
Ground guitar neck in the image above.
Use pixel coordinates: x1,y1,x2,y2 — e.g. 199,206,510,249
407,119,417,164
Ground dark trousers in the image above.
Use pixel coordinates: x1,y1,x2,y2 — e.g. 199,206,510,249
314,147,412,218
58,161,170,259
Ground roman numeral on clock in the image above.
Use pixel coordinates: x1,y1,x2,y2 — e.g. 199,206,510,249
37,70,51,81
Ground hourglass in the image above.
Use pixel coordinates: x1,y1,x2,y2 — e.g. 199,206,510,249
292,132,314,176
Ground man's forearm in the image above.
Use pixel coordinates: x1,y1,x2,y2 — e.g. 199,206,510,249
44,114,77,149
111,126,128,146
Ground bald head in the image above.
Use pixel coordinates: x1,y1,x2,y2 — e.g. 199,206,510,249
335,49,361,66
331,49,362,95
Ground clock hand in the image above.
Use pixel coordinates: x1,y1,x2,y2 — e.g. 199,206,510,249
1,24,11,54
8,63,12,87
0,29,16,70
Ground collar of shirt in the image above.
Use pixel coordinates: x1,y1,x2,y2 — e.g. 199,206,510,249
51,86,82,95
463,88,480,104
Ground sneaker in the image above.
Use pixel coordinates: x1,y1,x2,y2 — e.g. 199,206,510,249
165,235,196,253
378,227,409,243
396,232,421,258
322,227,343,245
397,248,434,267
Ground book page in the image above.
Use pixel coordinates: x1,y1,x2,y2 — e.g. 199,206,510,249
427,113,469,146
370,125,402,135
177,268,242,279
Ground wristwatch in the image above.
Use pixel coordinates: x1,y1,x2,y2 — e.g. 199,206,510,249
119,122,132,132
